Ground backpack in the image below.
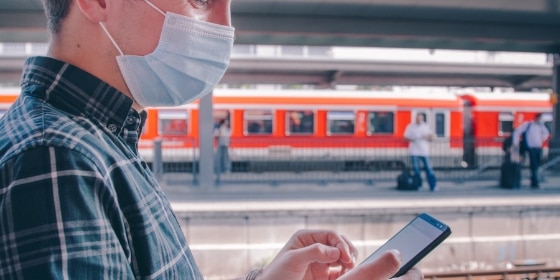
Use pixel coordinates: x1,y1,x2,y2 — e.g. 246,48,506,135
519,123,531,155
397,168,421,190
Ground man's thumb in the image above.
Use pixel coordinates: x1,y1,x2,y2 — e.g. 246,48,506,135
370,250,402,279
339,250,403,280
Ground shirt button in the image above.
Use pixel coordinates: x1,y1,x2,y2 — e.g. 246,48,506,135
108,124,118,133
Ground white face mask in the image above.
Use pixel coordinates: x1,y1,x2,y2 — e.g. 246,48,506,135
100,0,235,107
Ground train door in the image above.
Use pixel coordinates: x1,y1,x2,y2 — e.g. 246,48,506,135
411,109,450,167
213,110,231,131
542,112,553,132
411,110,449,139
213,109,232,147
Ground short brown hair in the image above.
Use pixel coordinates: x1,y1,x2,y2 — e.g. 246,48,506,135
41,0,72,34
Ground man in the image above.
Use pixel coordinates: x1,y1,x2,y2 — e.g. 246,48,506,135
0,0,423,279
404,114,438,191
512,113,550,188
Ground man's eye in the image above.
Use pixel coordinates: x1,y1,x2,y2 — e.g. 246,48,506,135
194,0,209,6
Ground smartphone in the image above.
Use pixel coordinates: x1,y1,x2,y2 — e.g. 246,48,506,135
361,213,451,278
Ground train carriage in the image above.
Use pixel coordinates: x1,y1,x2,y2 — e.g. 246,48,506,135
462,92,553,139
140,89,465,171
461,92,553,168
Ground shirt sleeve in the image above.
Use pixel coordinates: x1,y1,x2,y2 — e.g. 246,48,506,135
0,146,134,279
404,124,413,140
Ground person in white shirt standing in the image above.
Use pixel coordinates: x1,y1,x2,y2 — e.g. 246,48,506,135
512,113,550,189
404,114,437,191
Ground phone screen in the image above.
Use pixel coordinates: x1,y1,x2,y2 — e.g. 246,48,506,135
361,213,451,277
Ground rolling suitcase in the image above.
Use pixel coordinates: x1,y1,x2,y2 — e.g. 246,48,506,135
500,147,521,189
500,161,521,189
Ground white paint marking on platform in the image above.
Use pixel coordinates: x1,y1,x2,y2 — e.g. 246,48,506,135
171,196,560,212
188,233,560,251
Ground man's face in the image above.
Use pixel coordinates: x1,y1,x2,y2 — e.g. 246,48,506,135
416,114,424,124
108,0,232,57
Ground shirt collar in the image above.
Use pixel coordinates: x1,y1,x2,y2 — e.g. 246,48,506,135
20,56,146,138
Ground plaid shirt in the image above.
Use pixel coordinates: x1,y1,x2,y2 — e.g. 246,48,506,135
0,57,203,279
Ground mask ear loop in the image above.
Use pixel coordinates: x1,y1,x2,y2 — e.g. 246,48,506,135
99,22,124,56
143,0,166,16
99,0,164,56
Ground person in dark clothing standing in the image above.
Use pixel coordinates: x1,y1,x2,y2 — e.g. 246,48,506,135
512,113,550,188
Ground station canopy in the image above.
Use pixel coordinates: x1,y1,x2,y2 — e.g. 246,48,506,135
1,0,560,89
2,0,560,52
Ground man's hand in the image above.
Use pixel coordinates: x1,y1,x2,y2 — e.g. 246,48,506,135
257,229,356,280
255,230,424,280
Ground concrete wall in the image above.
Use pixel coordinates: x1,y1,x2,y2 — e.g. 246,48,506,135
172,198,560,279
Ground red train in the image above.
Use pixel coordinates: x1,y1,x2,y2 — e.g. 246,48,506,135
1,88,553,170
140,89,552,170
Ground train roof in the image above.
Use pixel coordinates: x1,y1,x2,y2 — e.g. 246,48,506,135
461,91,550,100
1,87,552,111
213,89,460,100
461,92,552,109
212,89,463,108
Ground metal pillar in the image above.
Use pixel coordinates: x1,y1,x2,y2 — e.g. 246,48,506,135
153,137,163,181
552,54,560,150
198,92,215,188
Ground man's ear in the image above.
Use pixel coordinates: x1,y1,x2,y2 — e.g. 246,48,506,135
75,0,109,22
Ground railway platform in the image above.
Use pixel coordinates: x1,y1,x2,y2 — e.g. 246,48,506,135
159,174,560,279
161,173,560,204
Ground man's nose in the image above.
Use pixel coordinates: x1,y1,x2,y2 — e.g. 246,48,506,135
208,3,232,27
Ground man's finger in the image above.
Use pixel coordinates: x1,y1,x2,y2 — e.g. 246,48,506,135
289,243,341,266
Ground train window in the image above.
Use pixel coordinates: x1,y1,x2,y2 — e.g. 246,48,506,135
435,113,446,137
158,110,189,135
213,110,231,130
367,111,394,135
232,44,256,55
327,111,355,135
281,45,304,56
244,110,273,135
498,112,514,136
308,46,331,57
286,110,314,135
